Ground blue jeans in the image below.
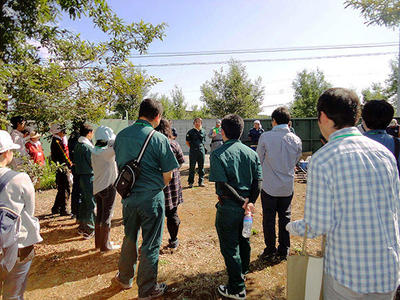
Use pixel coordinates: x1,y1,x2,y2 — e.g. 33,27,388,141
0,257,33,300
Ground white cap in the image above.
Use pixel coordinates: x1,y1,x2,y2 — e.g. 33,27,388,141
254,120,261,124
95,126,115,142
50,123,63,135
390,119,398,127
0,130,20,153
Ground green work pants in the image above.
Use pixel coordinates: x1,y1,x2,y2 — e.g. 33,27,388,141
118,190,165,298
78,174,95,231
188,149,205,185
215,201,250,294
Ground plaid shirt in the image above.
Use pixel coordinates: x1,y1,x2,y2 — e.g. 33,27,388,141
164,140,185,210
290,127,400,293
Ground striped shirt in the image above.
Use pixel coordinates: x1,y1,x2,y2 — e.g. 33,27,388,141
290,127,400,294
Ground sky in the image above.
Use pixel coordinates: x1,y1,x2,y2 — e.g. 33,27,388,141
58,0,399,115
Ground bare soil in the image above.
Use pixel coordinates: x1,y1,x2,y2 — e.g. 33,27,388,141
25,167,320,300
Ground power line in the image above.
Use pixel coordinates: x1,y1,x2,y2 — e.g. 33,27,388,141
135,51,397,68
129,42,398,58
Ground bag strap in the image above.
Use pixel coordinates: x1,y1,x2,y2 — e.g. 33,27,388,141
301,224,326,257
393,136,400,176
136,130,156,163
0,171,18,194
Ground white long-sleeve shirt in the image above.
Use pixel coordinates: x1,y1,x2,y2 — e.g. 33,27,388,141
91,146,118,195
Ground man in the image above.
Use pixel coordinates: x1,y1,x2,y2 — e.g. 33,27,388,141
0,130,42,299
256,107,302,262
50,123,72,216
362,100,400,169
9,116,28,167
114,99,178,299
68,122,82,219
73,123,95,239
209,114,262,300
186,117,206,187
288,88,400,299
248,120,264,150
208,119,223,152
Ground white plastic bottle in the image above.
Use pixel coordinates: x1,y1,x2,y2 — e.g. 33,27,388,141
242,212,253,238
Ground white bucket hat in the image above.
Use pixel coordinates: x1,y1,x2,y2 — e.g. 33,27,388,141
0,130,20,153
95,126,115,142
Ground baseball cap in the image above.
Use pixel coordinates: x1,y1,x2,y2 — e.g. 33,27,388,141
254,120,261,124
0,130,20,153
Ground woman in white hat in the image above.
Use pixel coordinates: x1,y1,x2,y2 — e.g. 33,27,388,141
0,130,42,299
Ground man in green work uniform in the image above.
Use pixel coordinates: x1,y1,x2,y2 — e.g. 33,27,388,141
209,114,262,300
186,117,206,188
73,123,95,239
113,99,178,300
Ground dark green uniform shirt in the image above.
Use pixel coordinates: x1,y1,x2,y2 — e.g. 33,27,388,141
73,141,93,175
114,119,179,193
209,139,262,199
186,128,206,152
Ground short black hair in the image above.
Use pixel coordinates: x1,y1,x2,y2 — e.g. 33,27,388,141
221,114,244,140
362,100,394,130
138,98,163,120
271,107,291,124
10,116,26,129
317,88,360,129
155,118,172,139
79,123,93,137
193,117,202,124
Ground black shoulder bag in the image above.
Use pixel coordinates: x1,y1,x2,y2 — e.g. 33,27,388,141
114,130,156,199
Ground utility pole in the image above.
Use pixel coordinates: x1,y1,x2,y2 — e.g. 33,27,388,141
398,25,400,115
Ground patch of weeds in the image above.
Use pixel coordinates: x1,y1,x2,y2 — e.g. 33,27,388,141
251,228,259,235
159,259,170,266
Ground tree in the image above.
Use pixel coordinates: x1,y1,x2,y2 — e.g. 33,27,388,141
361,82,389,102
170,86,187,119
1,0,166,131
290,69,332,117
200,60,264,118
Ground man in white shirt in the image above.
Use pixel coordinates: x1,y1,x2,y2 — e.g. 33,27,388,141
0,130,42,299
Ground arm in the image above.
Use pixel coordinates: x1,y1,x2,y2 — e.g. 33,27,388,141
256,137,266,164
163,171,173,185
216,182,246,204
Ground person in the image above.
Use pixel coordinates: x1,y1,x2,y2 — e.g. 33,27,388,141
248,120,264,151
73,123,95,239
256,107,302,262
386,118,400,138
362,100,400,171
208,119,223,152
287,88,400,299
0,130,42,299
209,114,262,300
50,123,72,216
25,131,45,166
186,117,206,188
288,120,296,135
68,122,82,219
91,126,120,251
9,116,29,167
156,119,185,249
113,99,178,299
170,120,178,140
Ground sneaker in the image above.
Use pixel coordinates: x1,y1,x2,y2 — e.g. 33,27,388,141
113,272,132,290
83,231,94,240
217,285,246,300
139,283,168,300
77,227,85,236
167,238,179,249
260,250,276,262
188,184,193,188
199,183,205,187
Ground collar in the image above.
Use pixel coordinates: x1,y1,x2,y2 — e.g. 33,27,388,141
364,129,386,135
273,124,289,130
78,136,94,150
224,139,240,145
11,129,23,137
329,127,362,141
135,119,153,127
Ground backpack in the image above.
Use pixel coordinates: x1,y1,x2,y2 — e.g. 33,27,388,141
114,130,155,199
0,170,20,272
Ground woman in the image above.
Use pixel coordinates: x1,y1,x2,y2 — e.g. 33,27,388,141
156,119,184,249
91,126,119,251
25,131,45,166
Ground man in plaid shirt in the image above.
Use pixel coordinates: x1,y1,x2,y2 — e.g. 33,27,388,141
288,88,400,299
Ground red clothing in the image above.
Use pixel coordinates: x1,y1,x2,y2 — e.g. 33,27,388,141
25,141,45,166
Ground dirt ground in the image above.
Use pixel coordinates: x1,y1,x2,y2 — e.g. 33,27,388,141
25,167,320,300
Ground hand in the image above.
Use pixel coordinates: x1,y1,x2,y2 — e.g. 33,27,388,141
242,199,255,216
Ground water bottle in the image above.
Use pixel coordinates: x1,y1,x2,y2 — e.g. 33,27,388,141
242,213,253,238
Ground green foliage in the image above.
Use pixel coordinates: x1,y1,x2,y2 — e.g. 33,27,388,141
361,82,389,102
153,86,189,120
385,58,398,101
189,104,213,119
200,60,264,118
344,0,400,28
290,69,332,118
1,0,166,132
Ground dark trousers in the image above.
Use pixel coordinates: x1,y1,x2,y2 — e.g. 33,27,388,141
215,201,249,294
53,170,70,213
188,149,205,185
261,190,293,256
70,167,81,216
78,174,95,231
165,207,180,241
95,184,116,227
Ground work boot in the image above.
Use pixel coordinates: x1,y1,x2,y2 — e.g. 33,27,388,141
95,223,101,249
100,225,120,252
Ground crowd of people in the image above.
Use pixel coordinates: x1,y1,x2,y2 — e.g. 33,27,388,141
1,90,400,299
